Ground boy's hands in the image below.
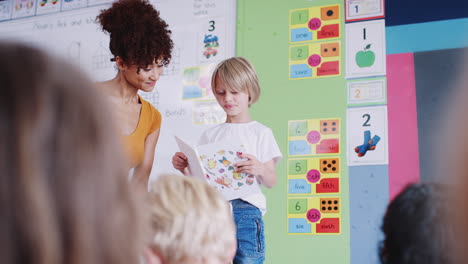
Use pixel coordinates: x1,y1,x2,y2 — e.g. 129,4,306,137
234,154,265,176
172,152,188,174
234,154,277,188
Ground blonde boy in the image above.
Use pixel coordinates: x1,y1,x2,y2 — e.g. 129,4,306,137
173,57,282,263
145,174,236,264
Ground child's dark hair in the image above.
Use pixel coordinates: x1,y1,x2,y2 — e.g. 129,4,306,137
379,183,454,264
97,0,173,67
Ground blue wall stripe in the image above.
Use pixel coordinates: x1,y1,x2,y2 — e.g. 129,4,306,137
349,165,389,264
386,18,468,54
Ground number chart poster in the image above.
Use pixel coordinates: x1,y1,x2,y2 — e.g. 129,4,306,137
347,105,388,165
288,118,341,156
288,157,341,196
289,41,341,79
289,4,341,44
288,196,341,235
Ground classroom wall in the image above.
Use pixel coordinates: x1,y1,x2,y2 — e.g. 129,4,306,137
0,0,238,182
237,0,349,263
0,0,466,263
237,0,467,263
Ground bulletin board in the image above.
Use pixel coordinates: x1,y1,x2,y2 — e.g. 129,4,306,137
0,0,237,182
237,0,349,262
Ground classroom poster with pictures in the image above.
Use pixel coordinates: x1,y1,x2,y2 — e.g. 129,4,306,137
182,63,216,100
11,0,35,19
0,0,12,21
347,105,388,166
345,19,386,79
36,0,61,16
345,0,385,22
198,16,226,63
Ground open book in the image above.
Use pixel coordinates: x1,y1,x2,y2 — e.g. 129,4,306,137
175,136,262,201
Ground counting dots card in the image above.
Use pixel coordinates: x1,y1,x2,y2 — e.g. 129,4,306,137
288,157,341,195
289,4,341,44
288,197,341,235
289,41,341,79
288,118,341,156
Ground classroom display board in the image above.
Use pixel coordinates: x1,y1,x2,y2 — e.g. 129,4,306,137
238,0,349,262
238,0,391,262
0,0,237,181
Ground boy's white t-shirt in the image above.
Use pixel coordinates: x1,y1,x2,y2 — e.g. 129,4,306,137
198,121,282,215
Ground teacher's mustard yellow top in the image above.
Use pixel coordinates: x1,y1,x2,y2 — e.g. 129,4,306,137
123,96,161,168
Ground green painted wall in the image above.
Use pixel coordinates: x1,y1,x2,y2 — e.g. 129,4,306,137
237,0,349,263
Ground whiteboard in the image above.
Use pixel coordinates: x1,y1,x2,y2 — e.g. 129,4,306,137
0,0,236,184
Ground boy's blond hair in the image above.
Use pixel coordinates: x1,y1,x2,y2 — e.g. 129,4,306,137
148,174,236,264
211,57,261,106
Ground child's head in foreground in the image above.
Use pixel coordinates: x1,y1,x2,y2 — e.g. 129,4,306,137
211,57,260,107
147,174,236,264
379,183,454,264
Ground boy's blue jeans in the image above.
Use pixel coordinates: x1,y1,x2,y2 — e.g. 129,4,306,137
231,199,265,264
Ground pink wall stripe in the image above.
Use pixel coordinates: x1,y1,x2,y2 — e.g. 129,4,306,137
387,53,420,200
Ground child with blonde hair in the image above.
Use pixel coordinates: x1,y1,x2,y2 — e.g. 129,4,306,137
172,57,282,263
145,174,236,264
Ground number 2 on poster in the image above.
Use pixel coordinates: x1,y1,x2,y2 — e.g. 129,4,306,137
362,114,371,127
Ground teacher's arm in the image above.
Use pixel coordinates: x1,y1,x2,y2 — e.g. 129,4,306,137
132,129,160,190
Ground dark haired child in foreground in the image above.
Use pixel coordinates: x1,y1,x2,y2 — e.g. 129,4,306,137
380,183,455,264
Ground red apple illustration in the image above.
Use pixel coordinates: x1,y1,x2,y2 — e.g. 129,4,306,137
355,44,375,68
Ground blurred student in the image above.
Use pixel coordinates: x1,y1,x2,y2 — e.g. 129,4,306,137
145,174,236,264
379,183,454,264
0,41,147,264
96,0,173,188
437,53,468,263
